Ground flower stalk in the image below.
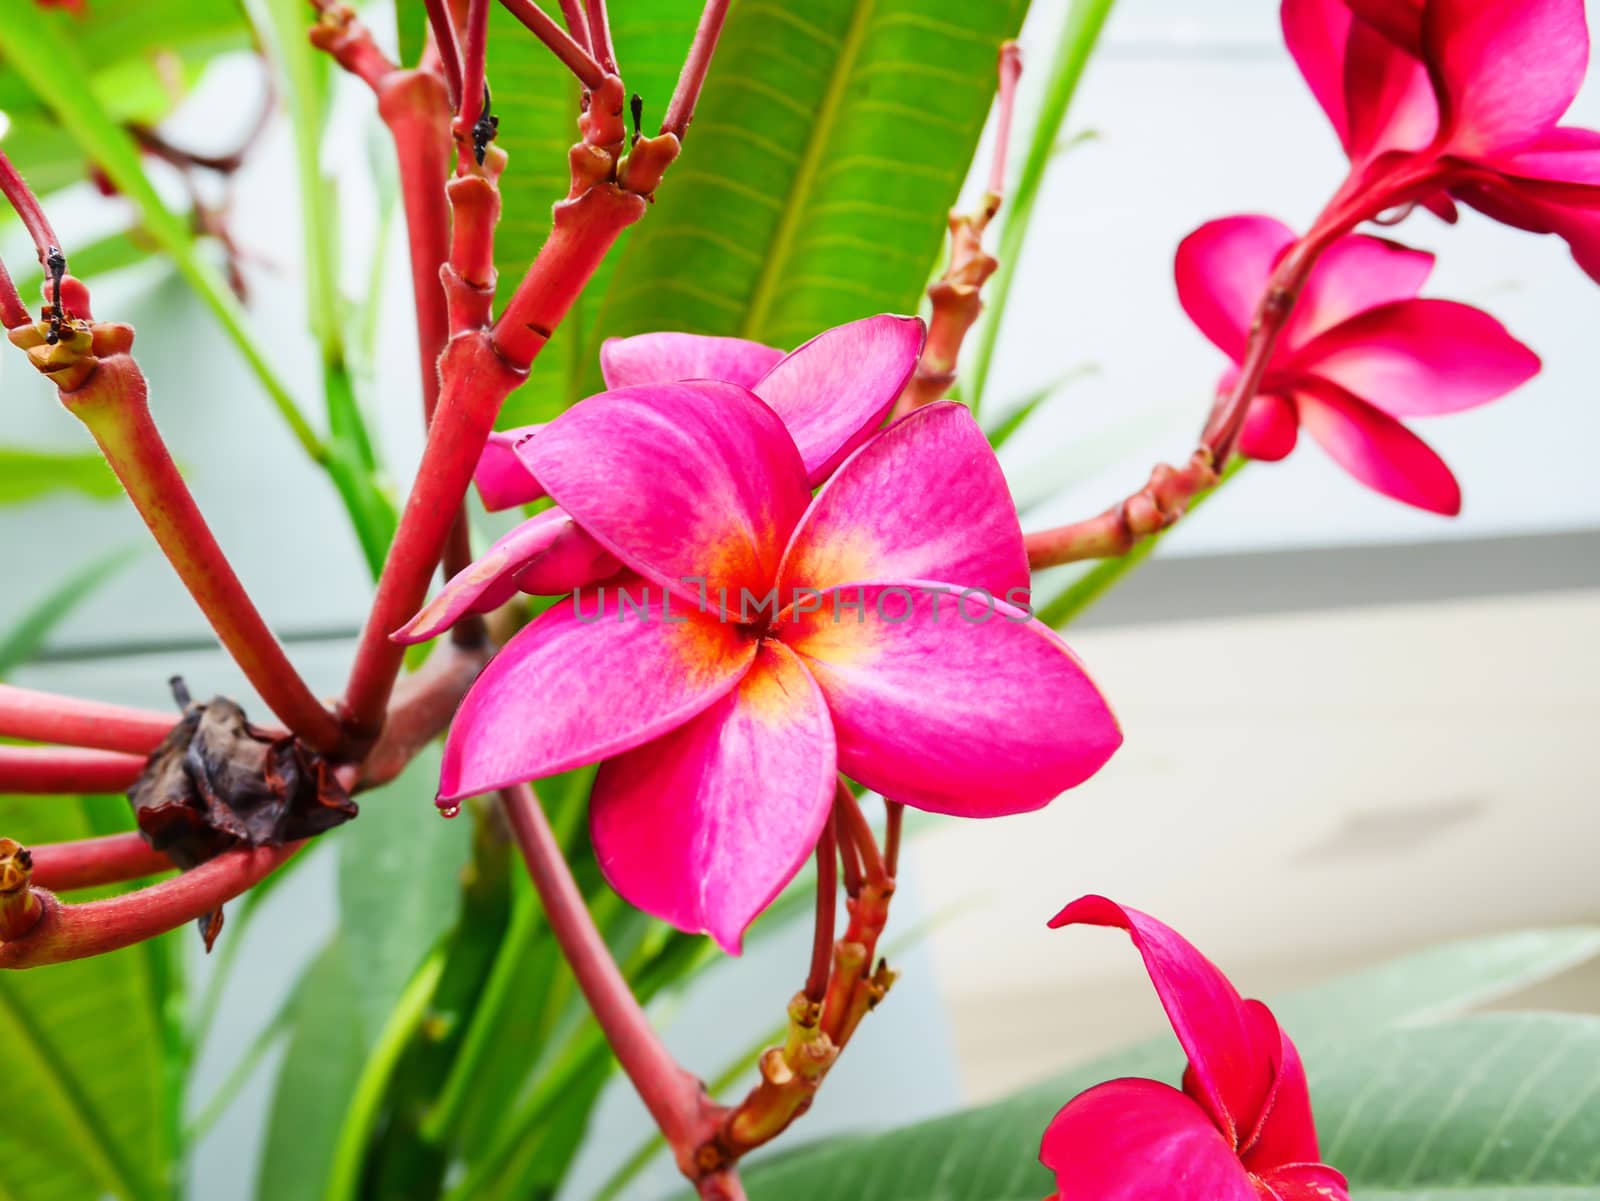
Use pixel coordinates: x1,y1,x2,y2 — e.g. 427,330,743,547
661,0,733,138
499,782,729,1187
29,833,173,892
0,684,177,756
0,745,149,794
8,315,345,754
0,843,299,968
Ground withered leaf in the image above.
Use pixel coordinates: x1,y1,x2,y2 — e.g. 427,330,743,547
128,694,357,949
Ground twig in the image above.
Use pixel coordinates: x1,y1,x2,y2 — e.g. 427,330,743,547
805,820,838,1004
0,745,149,794
583,0,617,74
29,833,173,892
7,319,344,753
0,684,177,755
891,42,1021,418
0,843,299,967
499,0,607,88
500,782,728,1181
661,0,731,137
422,0,466,108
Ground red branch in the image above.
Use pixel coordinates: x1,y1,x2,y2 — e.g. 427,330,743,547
500,782,727,1183
30,833,173,892
0,148,61,262
457,0,491,134
805,820,837,1004
583,0,617,74
891,42,1020,419
661,0,732,137
499,0,606,88
421,0,466,108
0,745,147,794
557,0,591,51
0,684,176,755
0,843,298,968
0,255,28,330
6,324,345,754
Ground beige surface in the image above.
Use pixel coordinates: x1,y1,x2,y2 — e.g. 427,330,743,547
909,589,1600,1101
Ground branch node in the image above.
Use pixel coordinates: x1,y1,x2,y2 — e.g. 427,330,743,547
0,840,43,942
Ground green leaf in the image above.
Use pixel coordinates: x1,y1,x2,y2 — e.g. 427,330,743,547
0,546,137,678
0,0,249,123
0,0,326,462
0,447,123,506
335,746,471,1037
983,367,1095,451
1318,1014,1600,1197
489,1,1030,427
725,928,1600,1201
0,796,174,1201
257,940,370,1201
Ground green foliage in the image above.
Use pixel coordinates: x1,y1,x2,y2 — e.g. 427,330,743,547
0,0,325,461
725,928,1600,1201
463,0,1030,427
256,939,370,1201
0,448,123,506
0,547,137,677
0,794,178,1201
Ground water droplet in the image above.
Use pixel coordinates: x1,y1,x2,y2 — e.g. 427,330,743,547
438,804,461,819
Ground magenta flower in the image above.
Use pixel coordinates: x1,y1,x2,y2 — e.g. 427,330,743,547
1177,214,1539,513
435,387,1122,952
401,315,925,641
1285,0,1600,278
1041,896,1349,1201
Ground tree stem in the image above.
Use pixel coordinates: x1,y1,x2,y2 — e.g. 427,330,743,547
499,782,726,1178
0,684,177,756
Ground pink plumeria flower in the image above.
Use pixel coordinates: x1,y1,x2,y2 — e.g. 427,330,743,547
400,315,925,641
1177,214,1539,513
436,386,1122,952
1041,896,1349,1201
1285,0,1600,279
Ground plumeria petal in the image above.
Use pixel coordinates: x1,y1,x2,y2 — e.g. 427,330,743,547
1239,393,1301,462
394,509,609,644
778,584,1120,817
599,331,784,390
1300,298,1540,416
1260,1162,1353,1201
1341,17,1439,159
520,381,811,610
474,426,545,511
749,314,925,484
438,580,757,801
1282,0,1356,149
1176,216,1295,360
1426,0,1589,155
1239,1001,1323,1172
777,403,1028,601
590,641,835,955
1048,896,1277,1146
1040,1079,1261,1201
1281,235,1434,352
1344,0,1424,54
1295,382,1461,515
1282,0,1436,161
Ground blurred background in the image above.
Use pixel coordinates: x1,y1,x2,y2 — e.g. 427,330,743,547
2,0,1597,1197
